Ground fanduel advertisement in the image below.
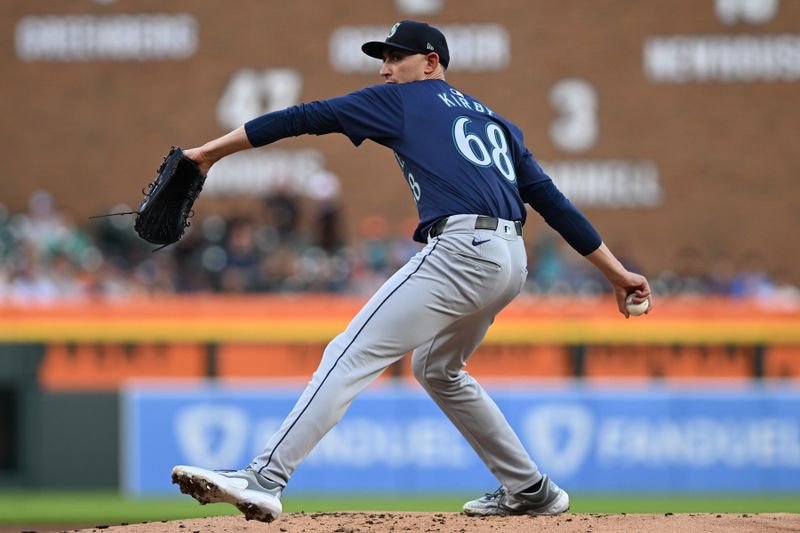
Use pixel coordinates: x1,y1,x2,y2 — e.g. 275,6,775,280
122,385,800,494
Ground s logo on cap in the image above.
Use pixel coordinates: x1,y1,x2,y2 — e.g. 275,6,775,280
388,22,400,38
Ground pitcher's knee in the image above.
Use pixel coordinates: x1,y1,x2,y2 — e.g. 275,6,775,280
412,354,462,390
411,354,428,386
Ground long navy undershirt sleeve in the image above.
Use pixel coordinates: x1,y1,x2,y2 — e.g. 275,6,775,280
244,100,344,147
520,180,602,256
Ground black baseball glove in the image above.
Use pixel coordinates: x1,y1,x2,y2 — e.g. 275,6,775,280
133,146,207,249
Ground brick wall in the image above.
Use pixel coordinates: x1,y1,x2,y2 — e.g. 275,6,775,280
2,0,798,281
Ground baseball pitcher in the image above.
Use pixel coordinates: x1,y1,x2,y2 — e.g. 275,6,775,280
171,20,652,522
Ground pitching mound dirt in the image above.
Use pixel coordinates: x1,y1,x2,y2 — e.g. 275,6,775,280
53,512,800,533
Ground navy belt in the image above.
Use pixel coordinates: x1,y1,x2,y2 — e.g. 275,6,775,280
429,216,523,238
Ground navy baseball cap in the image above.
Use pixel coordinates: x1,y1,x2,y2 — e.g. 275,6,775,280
362,20,450,69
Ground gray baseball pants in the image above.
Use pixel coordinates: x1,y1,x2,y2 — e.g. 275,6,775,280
251,214,543,494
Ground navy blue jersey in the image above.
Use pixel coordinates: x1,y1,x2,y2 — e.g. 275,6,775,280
245,79,601,253
325,80,551,242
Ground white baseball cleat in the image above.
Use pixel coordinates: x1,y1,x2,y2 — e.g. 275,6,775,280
171,465,283,523
463,475,570,516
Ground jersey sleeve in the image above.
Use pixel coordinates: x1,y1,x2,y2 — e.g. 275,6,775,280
245,100,343,147
515,144,602,256
325,84,405,146
515,144,552,188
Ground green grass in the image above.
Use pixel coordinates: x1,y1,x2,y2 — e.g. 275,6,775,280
0,492,797,525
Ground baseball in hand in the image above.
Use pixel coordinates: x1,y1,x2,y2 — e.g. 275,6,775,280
625,293,650,316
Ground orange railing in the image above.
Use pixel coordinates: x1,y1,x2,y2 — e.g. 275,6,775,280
1,295,798,390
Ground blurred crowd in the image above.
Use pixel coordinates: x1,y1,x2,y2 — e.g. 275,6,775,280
0,190,798,304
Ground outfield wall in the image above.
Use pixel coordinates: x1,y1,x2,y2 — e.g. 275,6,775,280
2,295,800,390
1,295,799,491
123,384,800,495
